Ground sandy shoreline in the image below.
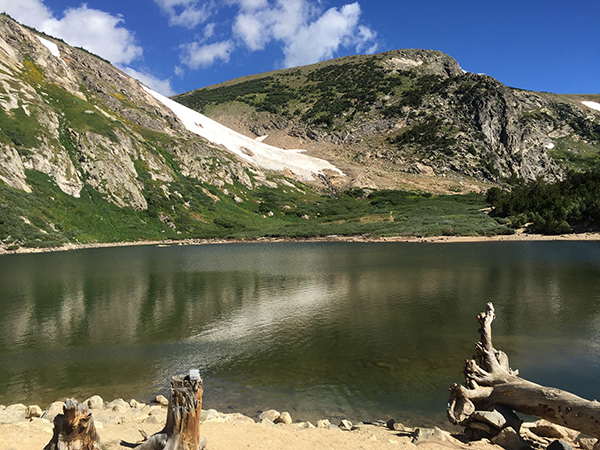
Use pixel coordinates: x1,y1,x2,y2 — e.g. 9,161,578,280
0,397,501,450
1,396,591,450
2,231,600,256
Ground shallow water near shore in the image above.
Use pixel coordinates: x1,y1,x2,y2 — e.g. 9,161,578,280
1,241,600,425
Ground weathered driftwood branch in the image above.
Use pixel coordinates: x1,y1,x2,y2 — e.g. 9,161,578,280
135,371,206,450
448,303,600,438
44,398,101,450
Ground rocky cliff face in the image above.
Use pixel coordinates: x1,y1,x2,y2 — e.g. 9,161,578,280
175,49,600,192
0,14,261,211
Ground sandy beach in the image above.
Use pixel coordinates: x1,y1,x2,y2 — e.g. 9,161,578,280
2,395,593,449
0,397,508,450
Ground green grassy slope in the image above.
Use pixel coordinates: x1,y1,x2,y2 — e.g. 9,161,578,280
0,170,510,250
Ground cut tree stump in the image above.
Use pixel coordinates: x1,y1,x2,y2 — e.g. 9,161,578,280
135,371,206,450
448,303,600,441
44,398,101,450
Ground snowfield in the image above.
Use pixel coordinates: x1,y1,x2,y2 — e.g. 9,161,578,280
143,86,344,182
582,101,600,112
36,36,60,58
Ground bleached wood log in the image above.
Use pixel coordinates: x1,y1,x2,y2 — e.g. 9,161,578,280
448,303,600,439
44,399,101,450
135,371,205,450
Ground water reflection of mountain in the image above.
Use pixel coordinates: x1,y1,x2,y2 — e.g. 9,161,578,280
1,242,600,420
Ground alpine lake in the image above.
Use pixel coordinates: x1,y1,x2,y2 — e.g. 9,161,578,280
1,240,600,427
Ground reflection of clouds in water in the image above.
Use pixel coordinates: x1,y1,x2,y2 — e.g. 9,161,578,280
186,276,347,353
152,274,350,388
3,242,600,416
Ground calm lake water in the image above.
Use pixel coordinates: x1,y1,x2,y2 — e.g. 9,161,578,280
1,241,600,425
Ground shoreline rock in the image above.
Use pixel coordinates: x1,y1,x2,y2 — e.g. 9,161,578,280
0,397,469,449
1,397,596,449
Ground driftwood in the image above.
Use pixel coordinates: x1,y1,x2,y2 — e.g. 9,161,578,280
448,303,600,440
44,398,101,450
134,371,205,450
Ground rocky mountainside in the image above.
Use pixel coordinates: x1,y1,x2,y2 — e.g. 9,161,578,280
0,14,360,248
0,14,284,210
174,49,600,193
1,12,598,249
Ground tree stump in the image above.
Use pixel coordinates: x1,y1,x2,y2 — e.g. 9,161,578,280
448,303,600,441
135,371,205,450
44,398,101,450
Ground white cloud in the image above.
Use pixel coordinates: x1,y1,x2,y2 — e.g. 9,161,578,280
0,0,143,65
233,13,268,51
1,0,173,96
154,0,210,29
203,22,216,41
174,65,185,77
236,0,269,11
158,0,377,71
282,2,369,68
123,67,176,97
181,40,234,69
152,0,378,71
356,25,378,53
46,6,143,65
229,0,378,68
0,0,53,28
267,0,312,42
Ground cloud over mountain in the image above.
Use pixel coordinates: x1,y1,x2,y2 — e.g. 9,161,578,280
172,0,378,70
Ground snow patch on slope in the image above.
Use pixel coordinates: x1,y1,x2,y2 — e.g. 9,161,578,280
143,86,344,182
36,36,60,58
582,101,600,112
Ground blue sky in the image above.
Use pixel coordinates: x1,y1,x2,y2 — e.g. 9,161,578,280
1,0,598,96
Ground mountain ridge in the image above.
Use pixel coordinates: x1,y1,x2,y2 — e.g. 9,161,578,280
1,13,599,249
174,49,600,193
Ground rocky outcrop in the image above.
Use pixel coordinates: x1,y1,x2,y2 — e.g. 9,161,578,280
177,47,600,190
0,13,269,211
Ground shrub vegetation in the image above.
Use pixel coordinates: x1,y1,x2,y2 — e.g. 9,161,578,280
486,168,600,234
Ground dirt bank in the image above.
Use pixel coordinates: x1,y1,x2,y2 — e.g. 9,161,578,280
2,231,600,256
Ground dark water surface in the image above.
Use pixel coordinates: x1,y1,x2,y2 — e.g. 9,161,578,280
1,241,600,425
